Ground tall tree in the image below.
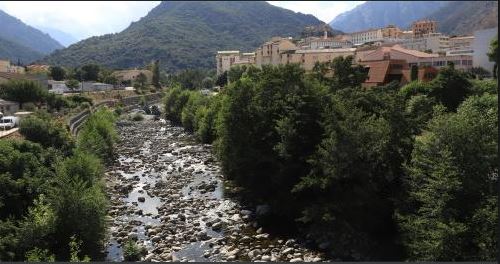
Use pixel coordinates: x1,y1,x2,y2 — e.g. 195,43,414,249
398,94,498,260
152,60,161,89
487,36,498,79
411,65,418,81
0,80,46,109
49,66,66,81
80,64,100,82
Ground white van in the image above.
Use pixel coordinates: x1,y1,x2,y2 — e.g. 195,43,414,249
0,116,19,130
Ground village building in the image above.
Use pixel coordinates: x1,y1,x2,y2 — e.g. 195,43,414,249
112,69,153,84
281,48,356,71
0,98,19,116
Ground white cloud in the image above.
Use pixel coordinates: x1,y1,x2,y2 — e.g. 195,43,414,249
0,1,160,40
267,1,365,24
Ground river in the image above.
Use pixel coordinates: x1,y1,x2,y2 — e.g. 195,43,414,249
103,116,326,262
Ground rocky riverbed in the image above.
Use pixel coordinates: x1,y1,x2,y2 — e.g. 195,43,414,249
103,117,327,262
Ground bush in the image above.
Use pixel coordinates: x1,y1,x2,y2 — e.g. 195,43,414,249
123,240,146,261
163,86,191,125
19,115,74,153
132,113,144,121
77,108,117,162
23,102,37,111
114,106,123,116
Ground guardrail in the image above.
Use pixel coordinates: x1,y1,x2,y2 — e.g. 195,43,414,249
68,93,163,136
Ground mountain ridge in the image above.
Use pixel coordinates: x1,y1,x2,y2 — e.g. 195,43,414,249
39,1,328,72
0,9,63,54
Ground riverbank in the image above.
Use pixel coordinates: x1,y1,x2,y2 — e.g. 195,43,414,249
103,118,327,262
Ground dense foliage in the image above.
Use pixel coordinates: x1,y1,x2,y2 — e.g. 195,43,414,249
0,79,47,109
0,108,116,261
163,59,498,261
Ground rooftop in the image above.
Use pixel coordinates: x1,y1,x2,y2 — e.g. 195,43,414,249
217,51,240,55
296,48,356,54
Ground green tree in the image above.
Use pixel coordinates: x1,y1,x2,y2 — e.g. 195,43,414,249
152,60,161,89
133,72,148,92
0,79,47,109
411,65,418,81
398,94,498,260
487,36,498,78
49,66,66,81
201,77,214,89
65,79,80,92
19,115,74,153
80,64,100,81
215,71,228,87
428,65,471,111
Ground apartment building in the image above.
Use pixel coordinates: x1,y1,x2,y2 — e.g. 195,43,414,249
255,37,297,67
281,48,356,71
401,33,450,53
359,45,473,71
412,20,437,37
349,28,384,45
216,51,256,75
381,25,403,38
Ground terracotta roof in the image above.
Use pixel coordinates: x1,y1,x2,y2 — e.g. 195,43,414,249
391,45,438,58
359,60,391,83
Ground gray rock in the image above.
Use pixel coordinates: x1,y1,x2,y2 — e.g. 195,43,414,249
290,257,303,262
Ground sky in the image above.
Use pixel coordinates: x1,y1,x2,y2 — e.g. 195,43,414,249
0,1,364,42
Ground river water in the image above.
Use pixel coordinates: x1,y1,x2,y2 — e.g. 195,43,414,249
103,117,325,262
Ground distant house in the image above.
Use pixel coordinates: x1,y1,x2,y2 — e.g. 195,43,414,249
0,59,25,74
81,82,113,92
48,80,70,94
0,98,19,116
112,69,152,85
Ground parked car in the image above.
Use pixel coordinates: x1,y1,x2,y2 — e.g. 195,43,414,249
0,116,19,130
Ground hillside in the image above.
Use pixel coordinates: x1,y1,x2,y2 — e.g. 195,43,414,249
429,1,498,35
0,9,63,54
0,37,44,63
329,1,447,32
39,1,326,72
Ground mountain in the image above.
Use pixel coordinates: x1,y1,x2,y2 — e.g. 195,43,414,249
429,1,498,35
37,26,79,47
329,1,448,32
0,37,44,64
39,1,326,72
0,9,63,54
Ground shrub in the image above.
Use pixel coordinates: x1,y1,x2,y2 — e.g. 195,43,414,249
123,240,146,261
19,115,74,153
132,113,144,121
23,102,37,111
77,108,117,162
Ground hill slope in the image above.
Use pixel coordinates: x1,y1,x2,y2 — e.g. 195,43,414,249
39,1,326,72
0,9,63,54
429,1,498,35
0,37,44,63
329,1,447,32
